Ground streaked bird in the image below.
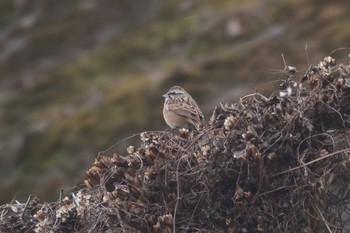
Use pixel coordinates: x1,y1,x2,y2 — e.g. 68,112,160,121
162,86,204,130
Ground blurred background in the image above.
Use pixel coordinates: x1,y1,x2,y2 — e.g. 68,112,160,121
0,0,349,204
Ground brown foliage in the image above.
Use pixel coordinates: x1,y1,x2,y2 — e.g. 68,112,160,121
1,56,350,232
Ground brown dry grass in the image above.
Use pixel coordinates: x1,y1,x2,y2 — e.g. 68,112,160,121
1,56,350,232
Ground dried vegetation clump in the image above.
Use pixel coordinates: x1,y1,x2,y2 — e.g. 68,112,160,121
1,56,350,232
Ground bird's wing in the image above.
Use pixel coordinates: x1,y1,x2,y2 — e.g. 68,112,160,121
168,98,204,122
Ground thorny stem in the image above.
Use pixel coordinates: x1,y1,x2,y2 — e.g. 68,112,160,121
21,194,33,221
173,125,217,233
272,148,350,177
315,205,333,233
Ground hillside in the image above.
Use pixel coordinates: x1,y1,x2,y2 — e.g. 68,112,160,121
1,0,350,203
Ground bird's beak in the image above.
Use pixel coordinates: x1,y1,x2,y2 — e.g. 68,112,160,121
162,94,167,98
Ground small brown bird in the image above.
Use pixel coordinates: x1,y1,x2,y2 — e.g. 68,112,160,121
162,86,204,130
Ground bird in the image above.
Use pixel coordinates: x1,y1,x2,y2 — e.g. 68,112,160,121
162,86,204,130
